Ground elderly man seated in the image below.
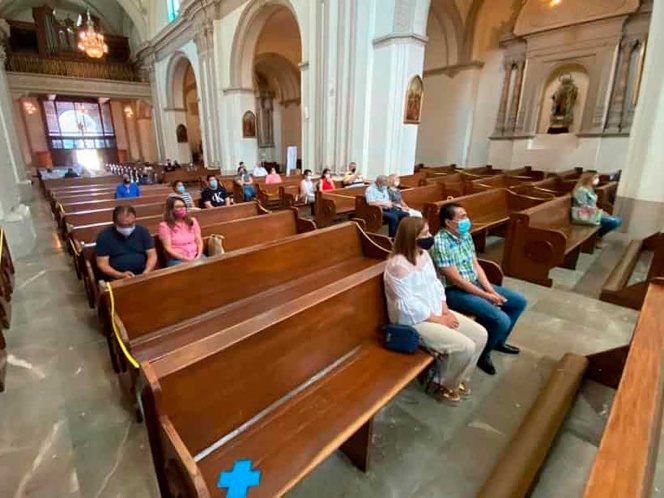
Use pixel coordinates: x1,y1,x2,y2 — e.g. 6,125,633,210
365,175,410,237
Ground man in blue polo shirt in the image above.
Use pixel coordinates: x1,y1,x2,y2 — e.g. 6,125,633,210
365,175,409,237
95,206,157,280
115,174,141,199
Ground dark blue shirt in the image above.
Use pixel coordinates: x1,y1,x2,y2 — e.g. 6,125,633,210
115,182,141,198
95,225,154,276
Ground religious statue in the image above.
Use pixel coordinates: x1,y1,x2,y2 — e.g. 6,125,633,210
547,74,578,134
404,75,424,124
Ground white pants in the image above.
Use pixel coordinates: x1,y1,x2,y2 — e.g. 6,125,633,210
413,311,488,389
407,208,422,218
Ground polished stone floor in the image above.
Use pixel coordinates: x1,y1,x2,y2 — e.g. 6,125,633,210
0,191,655,497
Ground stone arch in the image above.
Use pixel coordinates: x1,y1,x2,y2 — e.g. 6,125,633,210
230,0,303,89
166,51,195,109
254,53,301,103
427,0,465,67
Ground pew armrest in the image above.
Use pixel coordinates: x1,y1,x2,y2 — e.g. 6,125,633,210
355,197,383,233
523,227,567,267
293,208,317,233
478,259,503,286
160,415,210,498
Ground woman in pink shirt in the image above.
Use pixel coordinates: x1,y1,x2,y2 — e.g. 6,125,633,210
265,167,282,185
159,196,204,267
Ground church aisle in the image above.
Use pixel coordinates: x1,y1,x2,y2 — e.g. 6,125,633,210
0,188,646,498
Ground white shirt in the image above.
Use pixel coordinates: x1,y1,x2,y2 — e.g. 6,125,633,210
383,252,446,326
253,166,268,177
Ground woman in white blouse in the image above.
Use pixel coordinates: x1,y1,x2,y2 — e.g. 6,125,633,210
384,217,488,403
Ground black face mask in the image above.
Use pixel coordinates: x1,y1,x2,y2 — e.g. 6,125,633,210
417,236,435,251
123,179,130,184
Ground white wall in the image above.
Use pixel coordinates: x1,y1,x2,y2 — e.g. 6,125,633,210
280,103,301,164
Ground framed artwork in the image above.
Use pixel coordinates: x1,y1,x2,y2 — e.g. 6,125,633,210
176,124,188,143
404,75,424,124
242,111,257,138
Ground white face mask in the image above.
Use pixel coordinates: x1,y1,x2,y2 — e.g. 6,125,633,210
394,181,400,188
592,178,600,186
116,226,136,237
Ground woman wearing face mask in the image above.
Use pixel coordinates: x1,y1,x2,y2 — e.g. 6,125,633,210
384,217,488,403
158,196,204,266
388,174,421,217
571,172,622,241
299,169,316,214
169,181,194,208
319,168,336,192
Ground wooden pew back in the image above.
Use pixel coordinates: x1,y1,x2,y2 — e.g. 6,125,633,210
59,194,173,215
525,195,572,231
54,185,172,204
107,223,378,341
422,173,467,197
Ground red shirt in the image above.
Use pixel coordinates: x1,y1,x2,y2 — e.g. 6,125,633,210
321,178,335,191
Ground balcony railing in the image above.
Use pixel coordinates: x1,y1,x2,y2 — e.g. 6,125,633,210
5,52,140,82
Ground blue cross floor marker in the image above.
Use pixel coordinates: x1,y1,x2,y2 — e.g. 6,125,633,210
218,459,262,498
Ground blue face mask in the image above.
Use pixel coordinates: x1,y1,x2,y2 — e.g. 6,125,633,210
176,185,185,194
457,218,471,234
209,180,218,189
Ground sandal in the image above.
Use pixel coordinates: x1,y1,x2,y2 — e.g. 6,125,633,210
458,383,472,396
434,386,461,404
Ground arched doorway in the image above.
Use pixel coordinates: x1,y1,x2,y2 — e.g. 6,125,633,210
168,55,202,164
232,3,302,169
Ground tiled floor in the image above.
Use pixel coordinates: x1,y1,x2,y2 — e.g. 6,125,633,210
0,191,655,497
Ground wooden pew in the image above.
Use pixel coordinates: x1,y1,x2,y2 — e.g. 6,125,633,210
162,168,221,185
468,174,543,194
398,172,428,188
255,176,302,210
479,279,664,498
422,173,468,196
600,232,664,310
82,209,313,310
502,195,599,287
113,225,431,497
505,166,548,181
314,186,368,228
353,181,464,234
53,185,173,205
423,188,549,246
42,175,120,195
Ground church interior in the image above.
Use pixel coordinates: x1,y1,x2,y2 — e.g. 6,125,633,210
0,0,662,497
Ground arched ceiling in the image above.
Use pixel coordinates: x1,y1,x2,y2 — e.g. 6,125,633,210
254,52,300,103
254,8,301,69
0,0,147,41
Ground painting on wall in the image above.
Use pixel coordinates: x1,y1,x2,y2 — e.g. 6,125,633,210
176,124,188,143
404,75,424,124
242,111,257,138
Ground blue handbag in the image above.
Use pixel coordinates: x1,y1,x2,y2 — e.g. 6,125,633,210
382,324,420,354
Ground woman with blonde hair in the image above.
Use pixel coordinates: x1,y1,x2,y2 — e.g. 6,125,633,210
571,171,621,240
383,217,488,403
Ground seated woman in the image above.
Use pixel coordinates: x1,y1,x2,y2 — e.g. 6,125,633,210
388,174,421,217
235,164,256,201
265,167,282,185
169,180,194,208
383,217,488,403
319,168,336,192
158,196,205,267
571,172,622,242
299,169,316,215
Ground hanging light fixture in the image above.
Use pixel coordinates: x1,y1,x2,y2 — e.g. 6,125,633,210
124,106,134,119
23,101,36,115
77,10,108,59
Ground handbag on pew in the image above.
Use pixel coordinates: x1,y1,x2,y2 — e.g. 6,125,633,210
571,206,602,226
382,324,420,354
207,234,226,256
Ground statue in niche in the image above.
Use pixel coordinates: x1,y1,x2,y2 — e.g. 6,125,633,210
547,74,578,134
256,94,274,148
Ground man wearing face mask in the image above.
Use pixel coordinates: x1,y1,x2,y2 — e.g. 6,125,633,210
432,203,527,375
115,174,141,199
95,206,157,280
366,175,410,238
201,175,231,208
343,162,365,187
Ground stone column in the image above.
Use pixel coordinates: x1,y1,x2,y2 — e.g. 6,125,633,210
0,20,36,257
605,40,634,133
508,60,526,135
362,0,430,178
493,63,513,136
139,50,165,161
616,0,664,237
195,22,221,168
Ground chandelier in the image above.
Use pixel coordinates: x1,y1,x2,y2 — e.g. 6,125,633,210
77,11,108,59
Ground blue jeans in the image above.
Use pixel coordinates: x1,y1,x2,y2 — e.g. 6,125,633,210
243,186,256,201
167,255,207,267
383,208,410,238
599,215,622,237
445,284,527,355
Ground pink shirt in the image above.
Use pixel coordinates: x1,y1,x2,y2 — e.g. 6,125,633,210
158,218,201,260
265,173,282,185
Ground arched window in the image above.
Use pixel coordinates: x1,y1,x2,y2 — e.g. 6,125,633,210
167,0,181,22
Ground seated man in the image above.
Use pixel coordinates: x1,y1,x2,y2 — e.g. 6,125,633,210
365,175,409,238
64,167,79,178
95,206,157,280
115,174,141,199
343,162,365,187
201,175,231,208
432,203,526,375
253,162,268,177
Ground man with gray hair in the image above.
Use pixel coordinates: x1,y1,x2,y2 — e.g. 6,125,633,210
365,175,410,237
